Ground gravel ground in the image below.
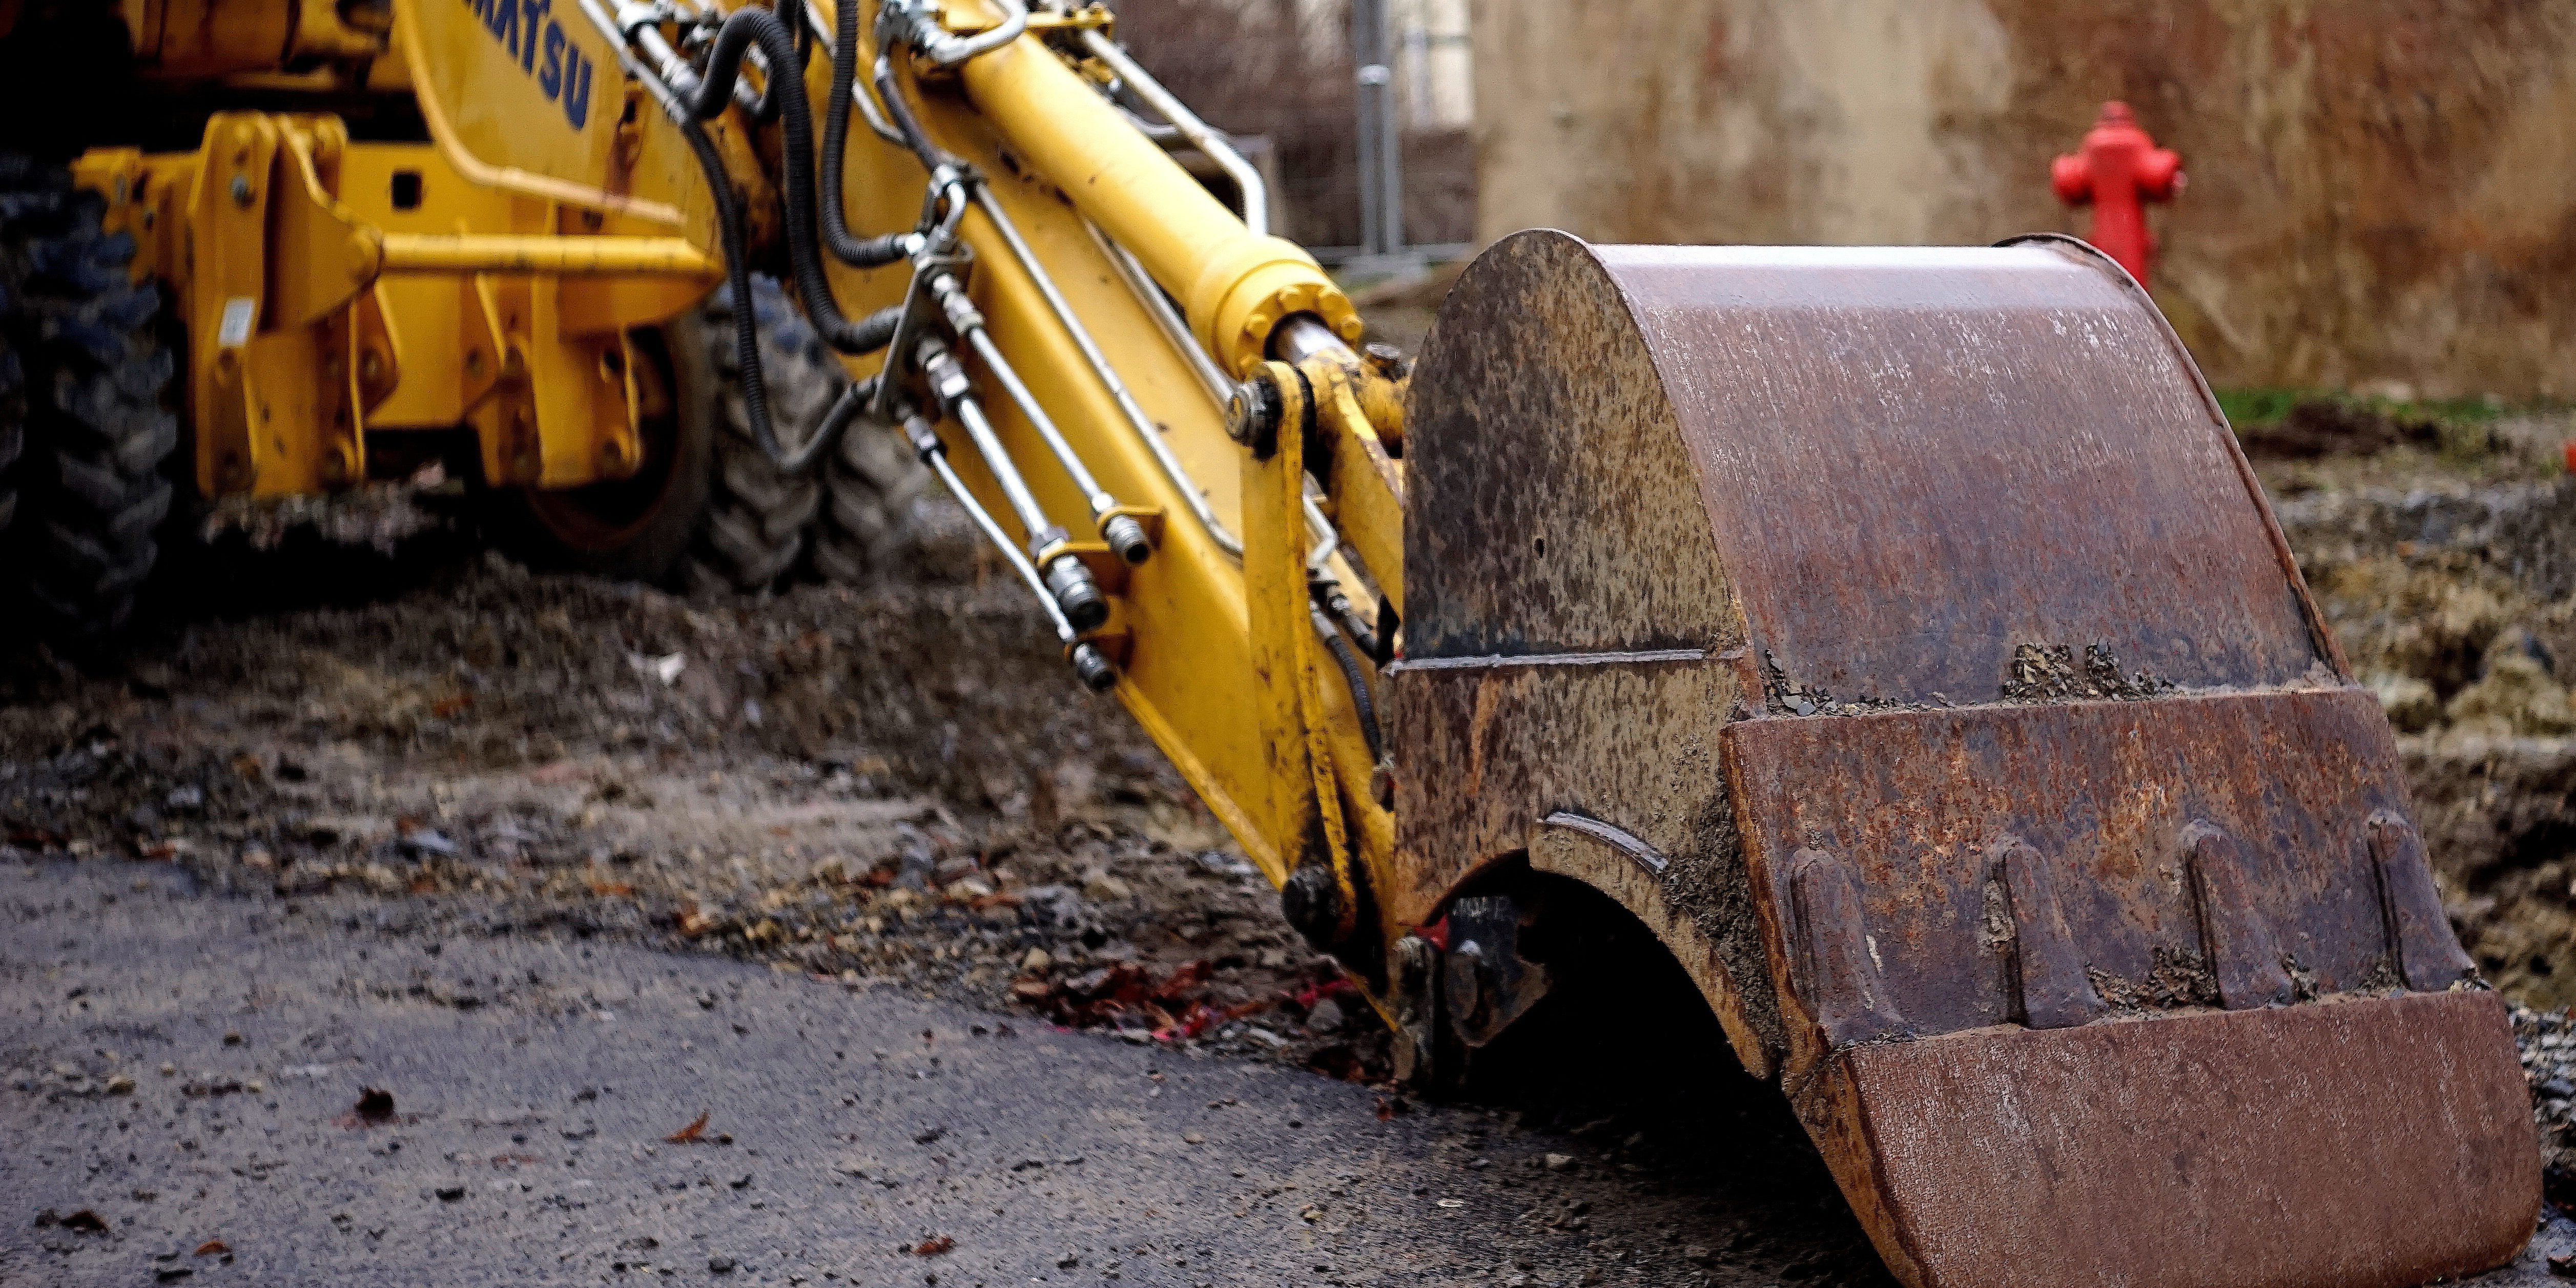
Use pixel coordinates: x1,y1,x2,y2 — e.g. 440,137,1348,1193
12,420,2576,1285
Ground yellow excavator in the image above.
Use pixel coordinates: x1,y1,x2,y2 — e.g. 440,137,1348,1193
0,2,2543,1284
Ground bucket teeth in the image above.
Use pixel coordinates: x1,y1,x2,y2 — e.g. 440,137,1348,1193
1393,231,2542,1288
1786,848,1908,1048
2182,821,2297,1011
1988,837,2096,1031
2369,811,2477,991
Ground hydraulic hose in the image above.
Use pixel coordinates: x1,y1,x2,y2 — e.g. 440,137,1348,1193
672,6,901,358
820,0,911,267
672,113,805,475
739,0,805,123
1313,603,1385,763
874,50,962,174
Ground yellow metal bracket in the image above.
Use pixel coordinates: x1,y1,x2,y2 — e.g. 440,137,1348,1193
1294,349,1407,617
1243,364,1362,937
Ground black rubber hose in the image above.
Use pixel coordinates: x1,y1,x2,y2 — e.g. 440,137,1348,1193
739,0,803,123
873,51,962,174
819,0,911,267
677,7,895,357
673,110,889,476
1314,605,1386,763
1325,589,1379,659
673,113,800,474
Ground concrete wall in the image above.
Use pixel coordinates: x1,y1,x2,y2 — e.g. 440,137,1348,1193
1472,1,2576,398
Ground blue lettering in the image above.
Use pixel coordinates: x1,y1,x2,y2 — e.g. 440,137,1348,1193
539,24,565,99
561,49,592,129
520,0,550,72
465,0,590,131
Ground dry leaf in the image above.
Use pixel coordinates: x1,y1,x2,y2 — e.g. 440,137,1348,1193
667,1111,710,1144
911,1235,955,1257
194,1240,229,1256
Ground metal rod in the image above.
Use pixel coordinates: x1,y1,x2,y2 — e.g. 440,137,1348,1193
917,0,1029,67
950,392,1052,543
927,262,1147,562
960,323,1149,562
378,234,716,276
906,415,1117,692
974,190,1243,559
1077,29,1269,239
1349,0,1403,257
1087,220,1233,410
1351,0,1385,258
931,437,1078,643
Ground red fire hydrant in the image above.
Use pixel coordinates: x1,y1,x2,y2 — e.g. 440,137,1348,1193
2051,101,2183,284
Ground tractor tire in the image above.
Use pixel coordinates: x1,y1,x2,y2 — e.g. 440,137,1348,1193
0,154,179,649
809,401,956,586
0,321,22,539
502,276,829,594
676,277,831,595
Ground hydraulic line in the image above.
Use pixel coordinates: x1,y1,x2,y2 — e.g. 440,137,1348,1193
898,412,1119,693
916,337,1111,633
1321,584,1379,659
656,5,903,359
975,191,1242,560
819,0,913,267
1311,600,1384,763
922,268,1150,565
1089,220,1234,409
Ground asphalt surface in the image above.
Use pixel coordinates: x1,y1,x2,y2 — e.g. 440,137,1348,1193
0,859,1902,1287
7,857,2571,1288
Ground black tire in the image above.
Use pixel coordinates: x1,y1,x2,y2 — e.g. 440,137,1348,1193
0,318,22,539
0,154,178,649
809,400,962,585
502,275,829,594
677,277,831,594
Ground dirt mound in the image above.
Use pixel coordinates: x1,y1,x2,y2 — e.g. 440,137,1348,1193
2237,399,2448,461
2271,431,2576,1004
0,500,1372,1071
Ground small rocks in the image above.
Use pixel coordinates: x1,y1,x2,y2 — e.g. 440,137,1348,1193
1080,869,1134,903
1543,1153,1575,1173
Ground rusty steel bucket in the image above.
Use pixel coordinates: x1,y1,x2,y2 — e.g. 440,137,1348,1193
1387,231,2539,1288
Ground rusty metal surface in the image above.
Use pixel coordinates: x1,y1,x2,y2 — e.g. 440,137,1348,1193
1824,990,2540,1288
1726,688,2431,1045
1394,230,2534,1286
1401,232,1743,660
1609,235,2333,703
1386,653,1782,1058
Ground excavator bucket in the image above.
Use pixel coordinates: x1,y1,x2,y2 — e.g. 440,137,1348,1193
1388,231,2540,1288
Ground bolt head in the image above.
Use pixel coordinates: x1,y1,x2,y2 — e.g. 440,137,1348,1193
229,174,253,207
1225,373,1285,454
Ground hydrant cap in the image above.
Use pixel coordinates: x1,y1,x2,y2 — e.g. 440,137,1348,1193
2099,100,2136,126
